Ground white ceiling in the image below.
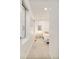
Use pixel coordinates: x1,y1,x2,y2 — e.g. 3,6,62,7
22,0,58,20
29,0,54,20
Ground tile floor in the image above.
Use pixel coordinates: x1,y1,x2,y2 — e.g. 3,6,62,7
26,38,51,59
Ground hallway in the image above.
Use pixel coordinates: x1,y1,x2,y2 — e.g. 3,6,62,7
26,38,51,59
20,0,59,59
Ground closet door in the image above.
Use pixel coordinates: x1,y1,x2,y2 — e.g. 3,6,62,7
20,4,26,39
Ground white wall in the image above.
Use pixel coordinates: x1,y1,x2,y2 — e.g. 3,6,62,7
25,11,34,41
49,0,59,59
20,2,35,59
20,0,33,40
35,20,49,33
20,4,26,39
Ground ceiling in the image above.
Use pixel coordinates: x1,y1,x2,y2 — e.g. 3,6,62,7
22,0,58,20
29,0,54,20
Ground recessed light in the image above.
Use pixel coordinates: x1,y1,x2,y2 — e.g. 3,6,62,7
44,8,47,11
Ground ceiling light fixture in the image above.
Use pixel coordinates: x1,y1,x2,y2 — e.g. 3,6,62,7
44,8,48,11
